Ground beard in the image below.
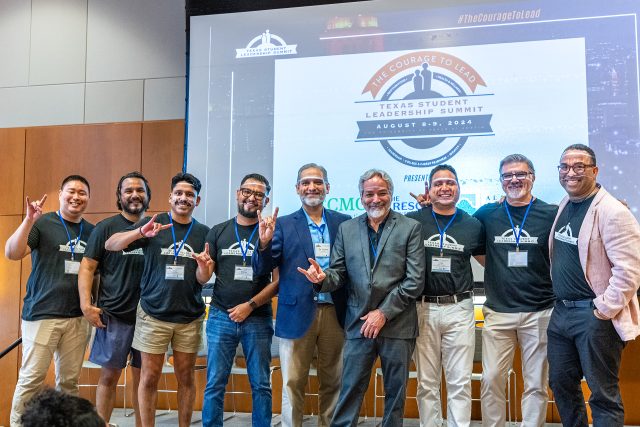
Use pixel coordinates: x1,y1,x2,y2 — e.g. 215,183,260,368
300,194,324,207
366,205,389,220
122,198,149,215
237,203,259,218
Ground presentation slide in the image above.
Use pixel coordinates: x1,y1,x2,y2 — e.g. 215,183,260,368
188,0,640,225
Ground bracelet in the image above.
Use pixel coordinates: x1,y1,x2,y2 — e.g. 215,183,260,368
139,227,144,237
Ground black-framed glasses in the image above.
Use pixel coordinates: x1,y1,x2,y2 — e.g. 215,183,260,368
557,163,595,174
500,171,532,181
239,188,266,200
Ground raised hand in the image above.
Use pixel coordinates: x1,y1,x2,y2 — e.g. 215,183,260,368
192,242,213,270
139,214,172,238
360,309,387,338
257,207,279,247
25,194,47,221
297,258,326,284
409,191,430,207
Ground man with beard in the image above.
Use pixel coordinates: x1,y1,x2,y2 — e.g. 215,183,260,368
548,144,640,426
473,154,556,427
202,173,279,427
105,172,213,427
406,165,484,427
6,175,95,427
253,163,350,427
78,171,151,426
298,169,424,427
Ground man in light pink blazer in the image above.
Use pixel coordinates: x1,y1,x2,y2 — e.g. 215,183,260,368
548,144,640,427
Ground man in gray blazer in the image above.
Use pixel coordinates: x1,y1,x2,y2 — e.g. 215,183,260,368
299,169,425,427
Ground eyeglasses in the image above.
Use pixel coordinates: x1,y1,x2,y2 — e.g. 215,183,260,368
557,163,595,174
500,171,533,181
297,178,326,187
239,188,266,200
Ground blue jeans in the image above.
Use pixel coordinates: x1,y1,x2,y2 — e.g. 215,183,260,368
202,307,273,427
548,301,625,427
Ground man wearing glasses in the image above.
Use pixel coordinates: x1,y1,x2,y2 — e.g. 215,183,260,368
473,154,557,427
202,173,279,427
253,163,350,427
548,144,640,426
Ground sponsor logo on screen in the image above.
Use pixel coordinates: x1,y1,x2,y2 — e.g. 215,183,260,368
356,51,494,167
236,30,297,58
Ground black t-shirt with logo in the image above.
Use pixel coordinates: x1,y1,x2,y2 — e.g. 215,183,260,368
84,214,145,324
128,213,210,323
407,207,484,296
552,196,596,301
23,212,95,321
473,199,557,313
207,218,272,317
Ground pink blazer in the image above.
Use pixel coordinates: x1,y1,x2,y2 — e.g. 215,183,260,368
549,186,640,341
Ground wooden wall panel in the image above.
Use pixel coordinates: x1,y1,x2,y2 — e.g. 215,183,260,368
24,123,142,215
0,216,25,427
0,129,26,215
141,121,185,212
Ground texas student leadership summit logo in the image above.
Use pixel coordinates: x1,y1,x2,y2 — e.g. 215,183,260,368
356,51,494,167
236,30,297,58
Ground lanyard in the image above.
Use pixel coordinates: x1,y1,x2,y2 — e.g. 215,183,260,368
57,211,83,260
309,211,327,243
431,208,457,256
503,198,534,251
169,212,195,264
234,219,259,266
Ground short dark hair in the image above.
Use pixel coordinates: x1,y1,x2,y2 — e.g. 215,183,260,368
21,388,105,427
171,172,202,194
428,164,458,186
61,175,91,194
297,163,328,183
562,144,597,165
240,173,271,195
499,154,535,175
116,171,151,210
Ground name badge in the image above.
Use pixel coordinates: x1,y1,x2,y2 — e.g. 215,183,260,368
65,260,80,275
508,250,528,267
314,242,330,258
432,256,452,273
165,264,185,280
234,265,254,281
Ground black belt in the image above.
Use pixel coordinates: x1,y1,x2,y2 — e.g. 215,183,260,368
560,299,593,308
419,291,473,305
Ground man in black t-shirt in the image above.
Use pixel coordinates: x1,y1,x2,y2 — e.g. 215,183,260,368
407,165,484,427
202,173,278,427
473,154,556,427
78,172,151,426
105,172,213,427
548,144,640,426
6,175,95,427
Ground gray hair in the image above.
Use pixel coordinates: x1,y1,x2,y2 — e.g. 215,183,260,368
358,169,394,195
296,163,328,183
499,153,535,175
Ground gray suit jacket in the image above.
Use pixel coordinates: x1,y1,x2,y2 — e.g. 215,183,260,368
317,210,425,339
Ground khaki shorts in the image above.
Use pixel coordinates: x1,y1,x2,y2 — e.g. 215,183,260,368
132,304,204,354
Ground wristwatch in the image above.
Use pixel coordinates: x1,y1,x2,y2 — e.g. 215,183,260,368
248,299,258,310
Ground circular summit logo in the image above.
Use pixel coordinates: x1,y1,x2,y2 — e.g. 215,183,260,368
356,51,494,167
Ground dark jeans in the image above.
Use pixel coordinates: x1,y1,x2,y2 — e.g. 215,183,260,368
547,301,625,427
331,336,415,427
202,307,273,427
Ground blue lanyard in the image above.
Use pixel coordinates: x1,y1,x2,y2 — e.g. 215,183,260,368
503,198,534,251
309,211,327,243
169,212,195,264
234,219,259,266
57,211,83,260
431,208,457,256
